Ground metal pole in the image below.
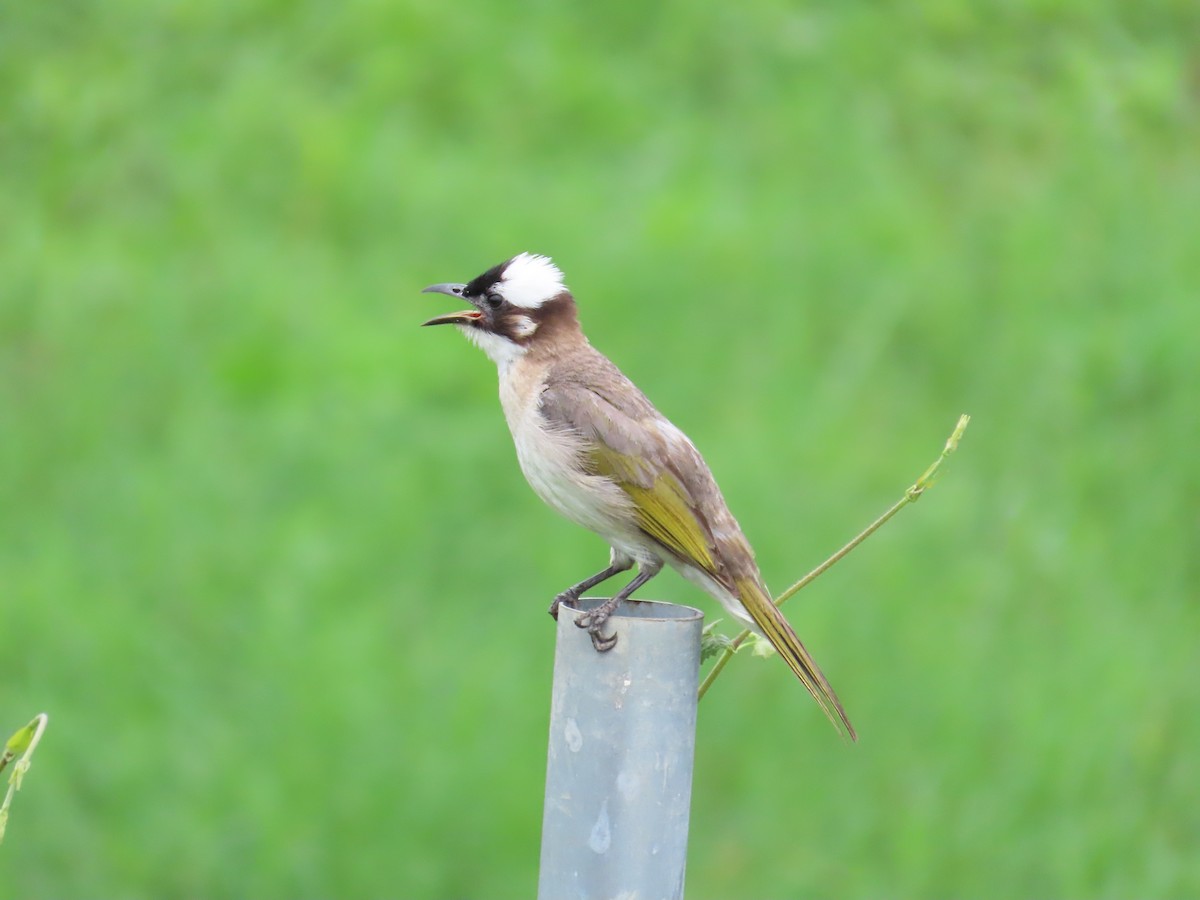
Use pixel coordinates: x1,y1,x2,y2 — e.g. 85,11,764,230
538,597,704,900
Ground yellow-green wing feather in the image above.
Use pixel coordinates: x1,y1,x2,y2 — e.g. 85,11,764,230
587,444,716,571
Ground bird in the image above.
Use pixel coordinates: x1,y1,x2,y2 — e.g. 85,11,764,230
421,253,854,739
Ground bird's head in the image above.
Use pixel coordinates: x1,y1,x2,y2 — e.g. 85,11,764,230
421,253,579,367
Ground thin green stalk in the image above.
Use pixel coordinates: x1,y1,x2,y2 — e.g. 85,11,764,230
698,414,970,701
0,712,49,845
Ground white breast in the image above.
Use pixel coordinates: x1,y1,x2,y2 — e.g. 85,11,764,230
498,360,650,561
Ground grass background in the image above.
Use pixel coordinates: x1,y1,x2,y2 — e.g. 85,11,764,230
3,1,1198,896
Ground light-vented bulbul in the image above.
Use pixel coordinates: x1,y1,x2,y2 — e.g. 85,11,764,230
423,253,854,739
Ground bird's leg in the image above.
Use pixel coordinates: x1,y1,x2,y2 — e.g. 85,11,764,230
574,562,661,652
548,552,633,620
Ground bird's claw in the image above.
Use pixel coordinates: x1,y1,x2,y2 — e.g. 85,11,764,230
574,608,618,652
548,592,576,621
589,628,617,652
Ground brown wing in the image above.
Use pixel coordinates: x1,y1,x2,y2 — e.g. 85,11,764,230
537,351,759,589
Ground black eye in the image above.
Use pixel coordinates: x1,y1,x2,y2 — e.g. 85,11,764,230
485,292,503,309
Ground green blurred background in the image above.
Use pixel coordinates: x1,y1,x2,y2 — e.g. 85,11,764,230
3,1,1197,896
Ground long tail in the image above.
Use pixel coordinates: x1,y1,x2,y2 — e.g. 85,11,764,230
735,576,856,741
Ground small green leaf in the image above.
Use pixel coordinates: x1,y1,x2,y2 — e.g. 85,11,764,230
700,621,736,663
748,633,777,659
4,723,36,758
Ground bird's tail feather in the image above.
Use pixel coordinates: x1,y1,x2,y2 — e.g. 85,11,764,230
735,577,856,741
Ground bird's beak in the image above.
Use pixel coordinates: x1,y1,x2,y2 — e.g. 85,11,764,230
420,283,481,327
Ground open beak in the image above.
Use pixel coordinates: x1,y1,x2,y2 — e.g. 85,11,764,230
420,282,482,327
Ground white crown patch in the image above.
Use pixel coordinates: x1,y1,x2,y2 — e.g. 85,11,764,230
496,253,567,309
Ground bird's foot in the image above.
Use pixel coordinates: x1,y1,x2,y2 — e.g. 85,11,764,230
574,597,621,652
547,591,577,621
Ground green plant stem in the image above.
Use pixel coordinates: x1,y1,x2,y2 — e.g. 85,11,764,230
0,712,49,845
698,414,970,701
